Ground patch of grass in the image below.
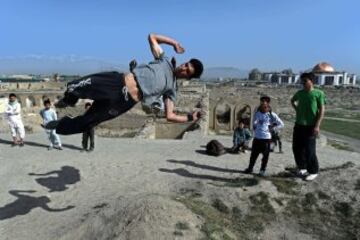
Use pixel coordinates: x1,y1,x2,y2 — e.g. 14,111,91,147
175,221,190,231
178,188,203,198
224,178,259,188
333,201,353,218
317,191,331,200
248,192,275,215
325,111,360,121
200,222,233,240
267,177,300,195
231,207,242,219
328,140,354,151
177,192,278,240
173,230,183,236
321,161,355,172
178,197,234,240
355,179,360,190
273,197,285,206
212,199,230,214
322,119,360,140
284,191,360,240
208,178,259,188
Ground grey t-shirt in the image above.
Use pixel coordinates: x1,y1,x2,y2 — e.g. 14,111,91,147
132,54,176,108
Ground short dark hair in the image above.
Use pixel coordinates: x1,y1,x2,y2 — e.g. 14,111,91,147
300,72,315,83
9,93,16,98
260,95,271,102
43,99,51,105
189,58,203,79
85,102,92,108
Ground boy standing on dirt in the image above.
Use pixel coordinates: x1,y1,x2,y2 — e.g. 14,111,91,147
291,72,326,181
244,97,284,176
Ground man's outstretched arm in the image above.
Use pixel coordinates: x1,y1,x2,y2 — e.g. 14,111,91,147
148,33,185,59
164,98,200,123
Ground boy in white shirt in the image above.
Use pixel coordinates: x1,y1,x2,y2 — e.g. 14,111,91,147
5,93,25,147
40,99,62,150
244,96,284,176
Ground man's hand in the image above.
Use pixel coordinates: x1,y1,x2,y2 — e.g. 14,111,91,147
313,126,320,136
192,110,204,122
174,42,185,54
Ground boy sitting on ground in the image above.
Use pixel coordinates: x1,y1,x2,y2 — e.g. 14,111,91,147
229,120,252,153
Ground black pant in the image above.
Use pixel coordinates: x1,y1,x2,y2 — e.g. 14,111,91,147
292,124,319,174
56,72,137,135
271,133,282,152
82,128,94,150
248,138,271,171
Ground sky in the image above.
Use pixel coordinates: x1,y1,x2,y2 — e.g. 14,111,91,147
0,0,359,74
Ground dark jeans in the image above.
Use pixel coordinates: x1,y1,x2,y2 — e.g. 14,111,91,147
292,124,319,174
271,133,282,152
247,138,271,171
56,72,137,135
82,128,95,150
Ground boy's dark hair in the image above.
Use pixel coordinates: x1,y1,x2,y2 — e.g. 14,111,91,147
43,99,51,105
300,72,315,83
85,102,92,108
9,93,16,98
260,95,271,103
189,58,203,79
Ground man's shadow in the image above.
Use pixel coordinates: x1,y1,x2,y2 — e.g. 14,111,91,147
0,138,83,151
0,190,74,220
167,159,242,174
29,166,80,192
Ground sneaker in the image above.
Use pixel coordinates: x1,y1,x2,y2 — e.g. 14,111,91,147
305,174,318,181
259,170,266,177
297,169,308,177
11,142,17,147
80,149,87,152
87,148,94,152
19,142,24,147
57,146,63,150
243,168,253,174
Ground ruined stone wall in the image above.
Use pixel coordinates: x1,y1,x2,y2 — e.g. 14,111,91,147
0,82,65,91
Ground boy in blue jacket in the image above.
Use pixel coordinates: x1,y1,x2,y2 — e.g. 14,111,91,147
230,120,252,153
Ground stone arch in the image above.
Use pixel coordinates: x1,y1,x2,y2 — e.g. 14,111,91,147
214,102,232,131
233,104,252,129
17,96,26,107
25,95,37,108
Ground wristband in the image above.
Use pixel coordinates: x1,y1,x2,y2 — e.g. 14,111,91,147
187,113,194,122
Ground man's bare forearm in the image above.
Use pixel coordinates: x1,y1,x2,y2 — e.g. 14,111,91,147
315,105,325,128
166,113,188,123
149,33,178,47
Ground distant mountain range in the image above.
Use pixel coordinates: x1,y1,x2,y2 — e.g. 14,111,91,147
0,56,127,75
201,67,249,81
0,56,250,80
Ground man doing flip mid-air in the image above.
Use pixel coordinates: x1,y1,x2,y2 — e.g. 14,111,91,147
44,33,204,135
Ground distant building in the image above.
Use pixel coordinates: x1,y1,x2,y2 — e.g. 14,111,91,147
262,72,300,84
248,68,357,86
313,71,357,86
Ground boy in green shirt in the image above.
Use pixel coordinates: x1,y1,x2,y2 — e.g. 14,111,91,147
291,72,326,181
